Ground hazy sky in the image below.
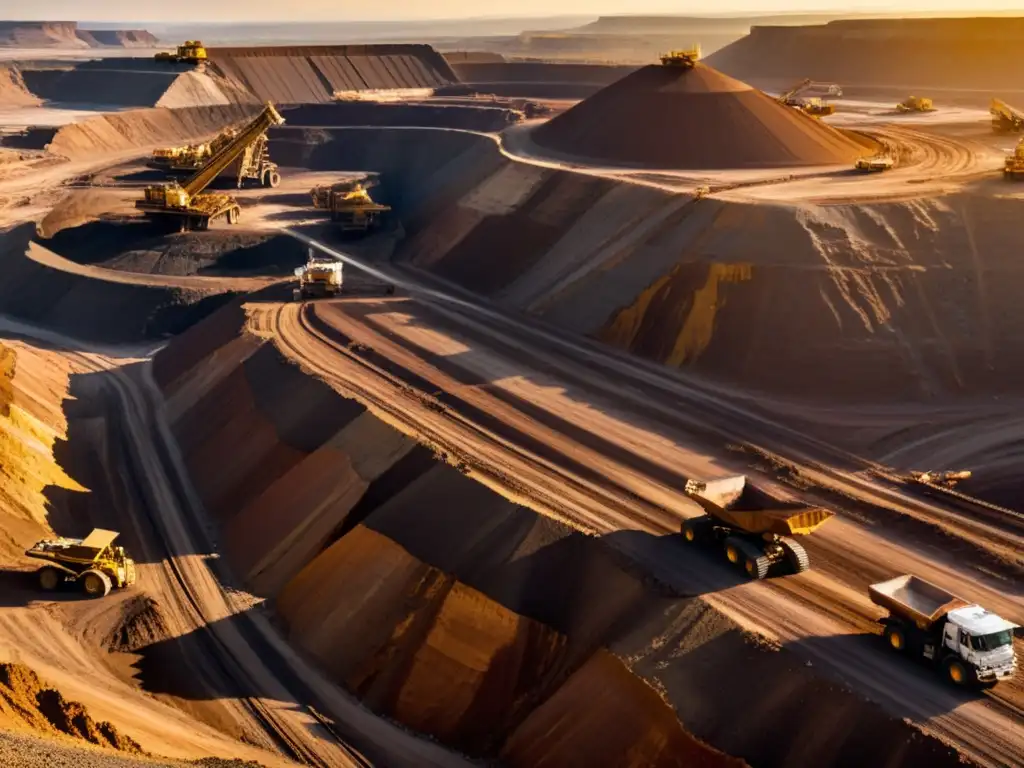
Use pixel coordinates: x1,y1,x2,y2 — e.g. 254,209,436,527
6,0,1024,21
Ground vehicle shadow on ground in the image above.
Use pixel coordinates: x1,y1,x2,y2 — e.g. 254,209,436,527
784,632,988,716
0,568,96,606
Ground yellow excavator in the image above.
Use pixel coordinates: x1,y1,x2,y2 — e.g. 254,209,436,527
991,98,1024,133
896,95,935,113
776,79,841,116
659,46,701,68
136,103,285,231
155,40,208,65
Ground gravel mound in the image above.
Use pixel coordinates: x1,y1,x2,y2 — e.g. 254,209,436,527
532,63,867,169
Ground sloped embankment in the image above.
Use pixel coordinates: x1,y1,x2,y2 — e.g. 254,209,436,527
0,337,83,561
151,303,974,768
0,224,239,343
0,64,40,107
446,60,637,99
280,126,1024,403
206,44,456,104
0,664,144,754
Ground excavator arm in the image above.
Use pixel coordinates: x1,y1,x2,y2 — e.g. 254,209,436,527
777,78,812,104
182,103,285,198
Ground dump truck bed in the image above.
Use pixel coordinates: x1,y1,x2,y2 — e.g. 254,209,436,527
686,476,834,535
869,574,970,630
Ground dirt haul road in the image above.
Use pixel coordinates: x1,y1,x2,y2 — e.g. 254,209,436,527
260,231,1024,768
0,316,473,768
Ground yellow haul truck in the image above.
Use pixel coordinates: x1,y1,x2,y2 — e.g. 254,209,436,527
310,181,392,233
25,529,137,598
155,40,208,65
136,103,284,230
681,476,833,579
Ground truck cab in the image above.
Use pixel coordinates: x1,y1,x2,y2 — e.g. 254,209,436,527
941,606,1017,684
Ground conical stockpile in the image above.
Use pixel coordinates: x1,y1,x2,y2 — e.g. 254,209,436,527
532,62,867,169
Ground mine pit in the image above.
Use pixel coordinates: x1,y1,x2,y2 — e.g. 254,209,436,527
0,18,1021,768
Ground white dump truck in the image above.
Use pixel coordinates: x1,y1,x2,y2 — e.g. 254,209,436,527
293,252,343,301
869,574,1017,686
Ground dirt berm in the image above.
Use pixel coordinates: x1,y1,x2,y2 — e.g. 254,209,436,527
149,303,975,768
707,17,1024,93
206,44,456,105
0,64,40,107
282,102,520,132
0,224,240,343
532,63,866,169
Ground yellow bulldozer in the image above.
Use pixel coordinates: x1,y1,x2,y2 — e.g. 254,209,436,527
155,40,208,65
897,95,935,113
1004,138,1024,179
25,529,137,598
659,46,701,68
310,180,392,233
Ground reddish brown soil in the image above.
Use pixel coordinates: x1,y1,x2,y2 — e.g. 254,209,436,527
533,63,867,169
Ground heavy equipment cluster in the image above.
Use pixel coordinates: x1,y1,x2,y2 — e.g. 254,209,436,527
136,102,284,230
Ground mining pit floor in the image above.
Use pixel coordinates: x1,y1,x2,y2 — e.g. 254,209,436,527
0,58,1022,768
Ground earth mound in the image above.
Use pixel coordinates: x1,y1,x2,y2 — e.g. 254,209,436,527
0,64,39,107
0,663,144,753
532,62,867,169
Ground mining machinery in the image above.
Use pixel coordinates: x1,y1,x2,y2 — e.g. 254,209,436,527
1004,138,1024,179
910,470,972,489
136,103,285,230
310,179,392,233
897,95,935,113
149,126,279,189
870,575,1016,687
293,251,344,301
25,529,137,598
659,46,701,68
155,40,208,65
991,98,1024,133
776,79,842,116
680,476,834,579
855,154,895,172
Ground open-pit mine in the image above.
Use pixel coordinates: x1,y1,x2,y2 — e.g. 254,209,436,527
0,15,1021,768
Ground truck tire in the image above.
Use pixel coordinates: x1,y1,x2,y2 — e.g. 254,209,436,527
883,624,906,652
681,515,711,543
81,570,112,598
723,538,743,566
227,207,240,225
943,657,977,687
263,170,281,189
779,537,810,574
38,567,62,591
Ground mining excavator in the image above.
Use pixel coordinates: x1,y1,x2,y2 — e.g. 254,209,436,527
150,126,280,189
25,529,136,598
897,95,935,113
680,476,834,579
776,79,842,116
1004,138,1024,179
991,98,1024,133
659,46,701,68
136,103,285,231
310,179,392,233
155,40,208,65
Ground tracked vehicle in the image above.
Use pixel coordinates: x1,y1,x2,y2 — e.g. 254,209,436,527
681,476,833,579
25,529,136,598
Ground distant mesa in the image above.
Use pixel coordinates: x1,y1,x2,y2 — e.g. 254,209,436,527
0,20,157,49
532,61,867,170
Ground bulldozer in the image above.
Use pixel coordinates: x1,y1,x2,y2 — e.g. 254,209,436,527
155,40,208,65
659,46,701,68
897,95,935,113
25,529,136,598
1004,138,1024,179
310,180,391,233
136,103,285,231
681,476,834,579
